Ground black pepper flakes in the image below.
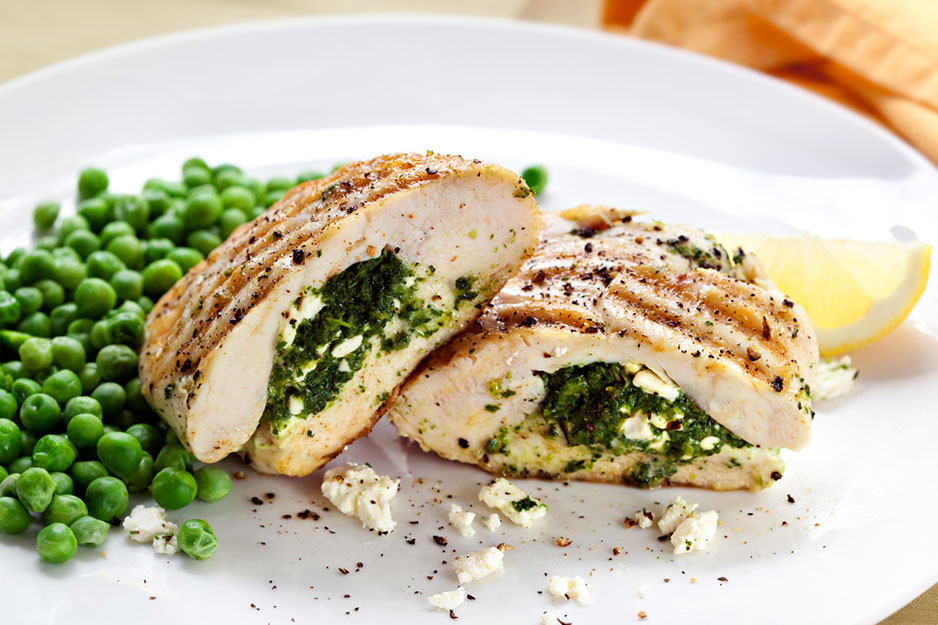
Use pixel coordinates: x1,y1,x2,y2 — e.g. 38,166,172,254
772,376,784,392
457,438,470,449
787,494,795,504
771,471,783,481
433,535,448,546
292,249,305,264
250,496,264,505
449,610,458,619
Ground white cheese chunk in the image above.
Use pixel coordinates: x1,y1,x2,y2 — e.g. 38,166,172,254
449,503,476,537
671,510,719,554
541,612,563,625
812,356,858,400
637,584,649,599
152,533,178,555
428,587,467,611
620,413,654,440
658,496,697,535
321,463,399,533
633,368,681,402
482,513,501,531
479,478,547,528
453,546,504,584
547,575,590,605
122,505,177,544
632,508,655,529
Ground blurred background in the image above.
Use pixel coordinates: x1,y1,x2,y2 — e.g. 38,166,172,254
1,1,934,622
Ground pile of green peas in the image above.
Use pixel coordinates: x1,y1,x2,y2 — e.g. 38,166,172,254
0,158,329,563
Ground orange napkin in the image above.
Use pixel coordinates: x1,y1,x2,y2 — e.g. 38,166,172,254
603,0,938,165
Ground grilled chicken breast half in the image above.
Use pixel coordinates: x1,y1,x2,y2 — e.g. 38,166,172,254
390,207,820,490
141,153,540,476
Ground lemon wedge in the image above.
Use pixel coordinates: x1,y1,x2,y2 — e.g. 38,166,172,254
717,234,931,356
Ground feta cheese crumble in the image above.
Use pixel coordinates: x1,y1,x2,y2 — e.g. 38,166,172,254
637,585,649,599
428,587,467,611
482,513,501,531
631,508,655,529
671,510,719,554
453,546,504,583
541,612,564,625
479,478,547,528
812,356,858,400
657,496,697,535
449,503,476,537
122,505,178,552
547,575,590,605
321,463,399,533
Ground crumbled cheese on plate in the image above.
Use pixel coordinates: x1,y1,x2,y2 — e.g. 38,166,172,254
321,463,399,533
547,575,590,605
428,587,466,611
479,478,546,528
453,546,504,583
813,355,858,400
449,503,476,537
122,504,178,553
482,513,501,531
671,510,719,554
541,612,564,625
630,508,655,529
658,496,697,535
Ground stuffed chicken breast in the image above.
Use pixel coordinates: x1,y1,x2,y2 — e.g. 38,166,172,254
140,153,541,476
389,207,820,490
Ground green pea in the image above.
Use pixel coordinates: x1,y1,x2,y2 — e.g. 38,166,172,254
147,214,185,244
11,378,42,404
57,216,91,246
144,178,187,199
91,382,125,417
177,519,217,560
142,259,183,297
154,445,194,472
151,467,197,510
183,192,222,230
220,185,255,211
0,496,30,534
264,189,286,207
2,268,22,292
33,280,64,311
70,460,107,493
0,290,21,325
123,423,159,456
165,248,203,274
0,473,19,497
32,434,77,472
19,249,55,284
219,208,248,238
37,522,78,563
85,250,126,281
41,370,82,404
50,471,73,495
17,466,55,513
74,278,117,319
521,165,548,195
52,256,87,289
64,229,102,260
66,413,104,448
90,319,108,349
64,395,103,421
95,345,137,382
78,363,101,394
49,303,78,336
110,269,143,301
0,392,17,421
16,311,51,337
296,170,324,183
96,431,142,477
8,456,32,474
52,246,81,261
213,168,242,191
137,295,154,313
122,451,155,493
6,248,27,267
44,494,87,526
0,466,6,483
70,515,109,546
0,418,21,463
142,188,172,218
36,235,59,252
105,235,144,270
76,198,111,232
183,166,212,189
19,393,61,434
33,201,61,230
19,337,54,371
186,230,222,257
112,195,150,232
85,476,128,521
19,430,36,455
103,312,145,348
143,239,174,265
266,176,294,192
2,360,27,381
108,409,137,431
194,466,232,502
13,286,43,316
52,336,86,372
78,167,109,199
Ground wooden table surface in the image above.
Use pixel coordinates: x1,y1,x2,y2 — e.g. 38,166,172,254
0,2,934,623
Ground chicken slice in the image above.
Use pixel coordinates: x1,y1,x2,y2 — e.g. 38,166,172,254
389,208,819,491
140,153,541,476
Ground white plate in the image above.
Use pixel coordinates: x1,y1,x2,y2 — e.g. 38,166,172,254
1,16,937,625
